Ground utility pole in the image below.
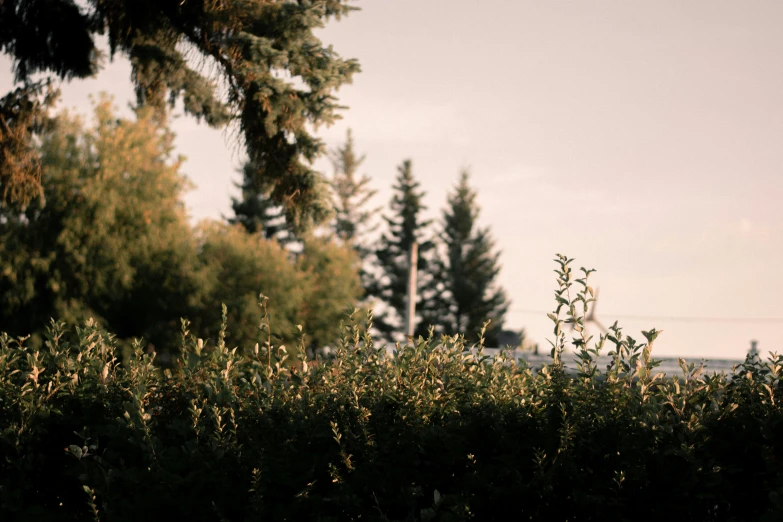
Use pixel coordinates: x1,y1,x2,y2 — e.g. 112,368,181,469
404,241,418,338
749,339,759,358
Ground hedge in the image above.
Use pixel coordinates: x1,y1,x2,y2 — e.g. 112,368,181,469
1,255,781,521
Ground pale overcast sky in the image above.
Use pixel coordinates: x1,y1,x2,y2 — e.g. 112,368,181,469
2,0,782,360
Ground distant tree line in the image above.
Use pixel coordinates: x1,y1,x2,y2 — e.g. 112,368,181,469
0,0,521,352
233,129,516,347
0,97,519,355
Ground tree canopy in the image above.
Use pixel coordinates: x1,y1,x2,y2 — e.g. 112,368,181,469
0,97,200,349
192,223,361,353
0,0,360,230
0,98,363,356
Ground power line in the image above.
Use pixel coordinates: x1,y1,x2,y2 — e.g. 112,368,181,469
507,309,783,324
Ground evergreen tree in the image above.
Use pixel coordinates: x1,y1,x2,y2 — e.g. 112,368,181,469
0,0,360,228
428,171,509,346
0,81,58,206
229,161,295,245
370,160,435,340
328,129,380,290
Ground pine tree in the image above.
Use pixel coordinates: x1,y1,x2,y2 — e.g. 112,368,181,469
0,0,360,228
429,170,509,346
229,161,295,245
328,129,380,290
370,160,435,340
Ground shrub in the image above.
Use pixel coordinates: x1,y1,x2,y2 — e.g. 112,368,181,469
1,255,782,521
192,223,363,356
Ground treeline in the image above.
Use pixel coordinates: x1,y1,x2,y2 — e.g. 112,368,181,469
234,129,515,346
0,99,515,355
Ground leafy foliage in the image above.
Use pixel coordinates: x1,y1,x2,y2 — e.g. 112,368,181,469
0,97,200,351
0,100,362,357
0,81,58,205
192,222,362,354
191,221,306,353
295,236,363,351
0,0,360,227
2,255,782,521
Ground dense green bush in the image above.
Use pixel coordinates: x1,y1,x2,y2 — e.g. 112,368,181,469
1,255,782,521
192,222,362,355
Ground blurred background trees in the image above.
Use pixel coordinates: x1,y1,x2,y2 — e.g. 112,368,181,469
0,98,199,350
0,1,521,354
425,171,510,346
0,99,363,357
367,160,438,340
0,96,515,355
1,34,517,355
229,161,298,246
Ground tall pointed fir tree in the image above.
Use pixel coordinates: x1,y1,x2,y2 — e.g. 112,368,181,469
370,160,436,340
329,129,380,292
427,171,509,346
229,161,295,245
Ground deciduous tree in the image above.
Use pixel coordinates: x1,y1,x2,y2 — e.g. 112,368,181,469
0,97,363,355
193,223,362,355
192,222,305,352
295,236,363,350
0,98,201,350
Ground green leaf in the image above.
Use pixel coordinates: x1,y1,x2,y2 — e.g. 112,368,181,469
642,328,662,343
69,445,83,459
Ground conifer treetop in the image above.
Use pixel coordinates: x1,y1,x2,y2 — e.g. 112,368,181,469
370,159,437,340
230,161,295,245
433,170,510,345
329,128,380,253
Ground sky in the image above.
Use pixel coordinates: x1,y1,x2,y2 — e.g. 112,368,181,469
2,0,782,360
